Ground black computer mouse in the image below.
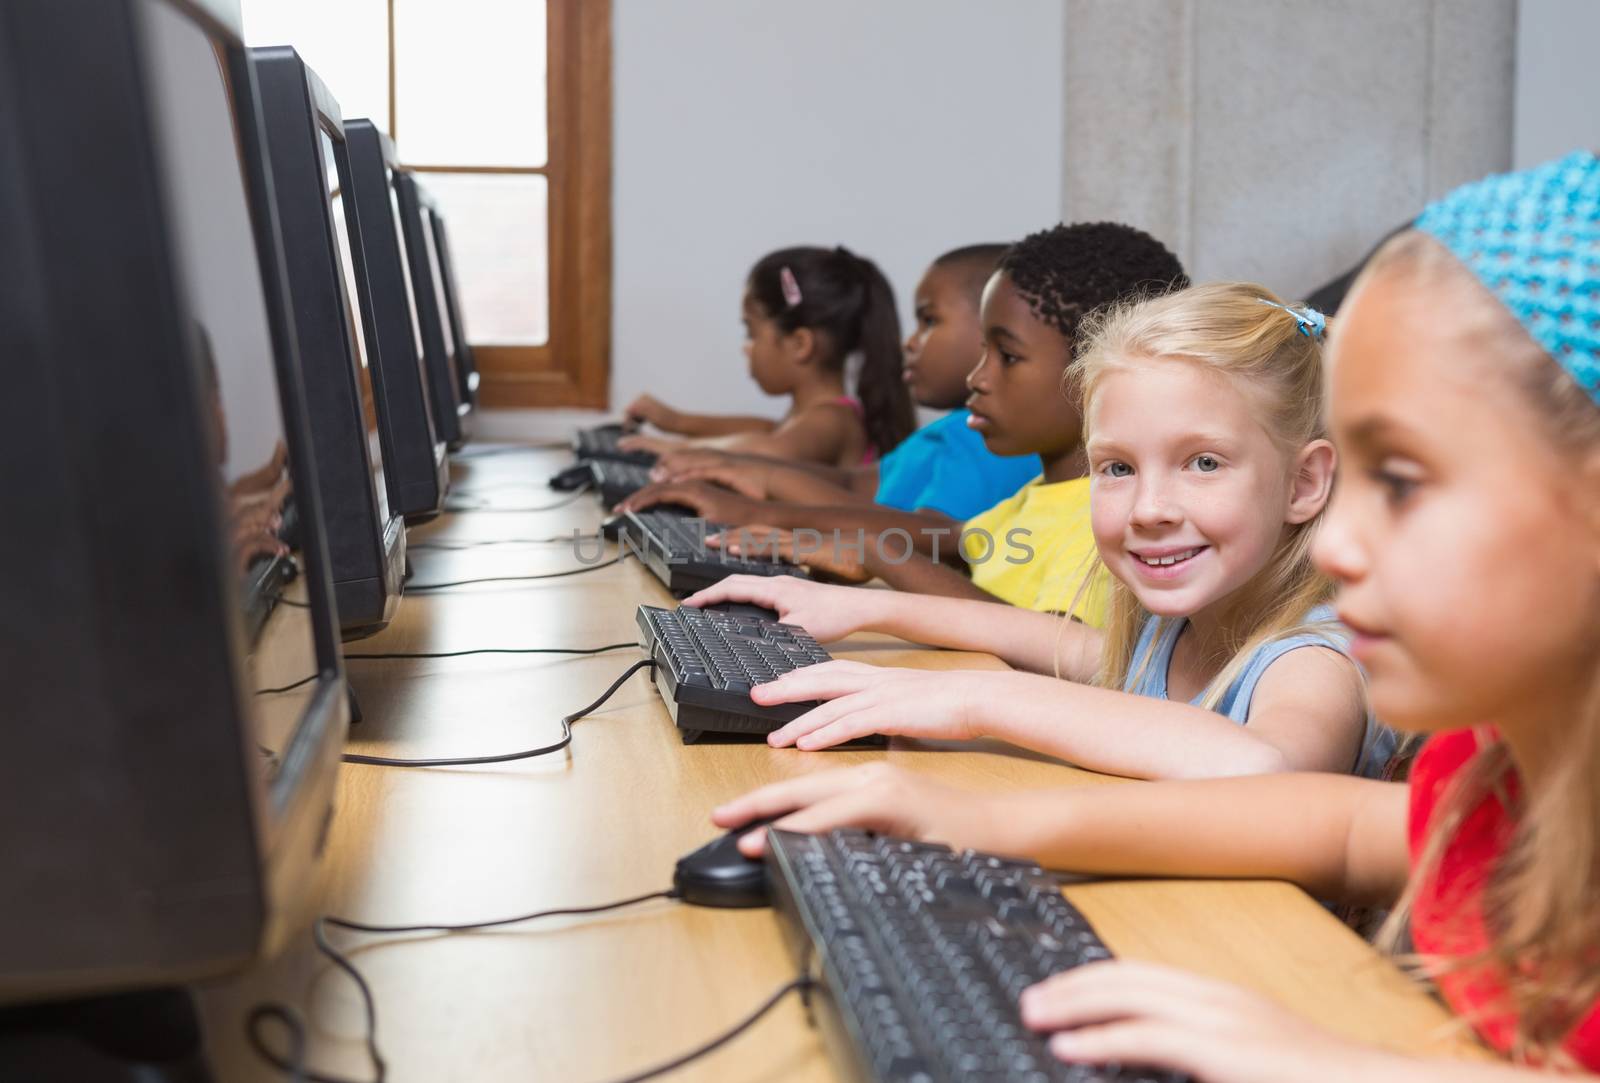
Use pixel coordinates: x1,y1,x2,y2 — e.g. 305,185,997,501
549,462,594,492
673,819,779,908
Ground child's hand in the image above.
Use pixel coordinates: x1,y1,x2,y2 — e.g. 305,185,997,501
753,661,993,749
1021,961,1390,1083
711,762,1003,858
711,525,870,583
614,433,683,456
681,575,889,642
623,393,678,430
651,446,736,478
616,479,762,524
655,459,770,500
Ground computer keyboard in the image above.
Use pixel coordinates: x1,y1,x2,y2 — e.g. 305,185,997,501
637,604,854,743
588,459,654,506
765,829,1190,1083
617,506,811,595
573,423,656,466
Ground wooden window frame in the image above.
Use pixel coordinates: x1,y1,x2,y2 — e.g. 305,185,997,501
389,0,610,409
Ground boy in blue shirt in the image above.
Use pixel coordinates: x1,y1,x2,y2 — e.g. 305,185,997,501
620,245,1040,541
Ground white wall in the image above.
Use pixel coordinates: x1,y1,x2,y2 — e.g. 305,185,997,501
1058,0,1515,300
608,0,1065,419
1514,0,1600,170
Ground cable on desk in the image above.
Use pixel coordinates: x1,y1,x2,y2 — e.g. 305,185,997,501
596,976,815,1083
405,552,627,592
256,672,320,695
440,483,592,514
246,889,681,1083
407,533,598,550
247,917,387,1083
343,641,639,661
339,656,654,768
327,887,678,936
276,598,313,609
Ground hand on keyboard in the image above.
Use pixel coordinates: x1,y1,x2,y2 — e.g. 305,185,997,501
1019,958,1358,1083
710,524,870,583
614,432,683,457
616,478,764,524
682,575,888,642
710,761,1000,858
751,659,995,750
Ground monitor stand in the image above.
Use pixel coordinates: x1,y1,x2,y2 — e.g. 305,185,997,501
0,987,213,1082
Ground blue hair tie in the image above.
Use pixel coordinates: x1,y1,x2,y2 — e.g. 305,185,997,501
1258,298,1327,341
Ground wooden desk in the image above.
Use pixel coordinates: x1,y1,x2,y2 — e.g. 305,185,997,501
201,446,1479,1081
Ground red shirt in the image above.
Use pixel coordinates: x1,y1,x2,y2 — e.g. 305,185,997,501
1408,729,1600,1068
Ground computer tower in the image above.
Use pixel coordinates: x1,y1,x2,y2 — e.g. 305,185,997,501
0,0,348,1070
395,170,472,449
343,119,449,521
254,46,405,637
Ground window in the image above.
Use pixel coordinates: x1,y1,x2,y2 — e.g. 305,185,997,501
243,0,611,408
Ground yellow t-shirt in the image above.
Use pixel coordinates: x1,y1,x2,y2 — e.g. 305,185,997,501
960,476,1111,624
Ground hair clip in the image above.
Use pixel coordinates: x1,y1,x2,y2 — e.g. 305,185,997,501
779,266,803,308
1258,298,1327,341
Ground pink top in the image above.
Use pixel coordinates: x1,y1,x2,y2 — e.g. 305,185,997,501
829,395,876,465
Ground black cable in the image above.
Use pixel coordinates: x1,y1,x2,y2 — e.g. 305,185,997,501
408,533,597,550
326,887,677,936
247,889,680,1083
343,642,638,661
278,598,312,609
257,672,320,695
598,977,814,1083
247,918,387,1083
405,552,627,592
340,657,654,768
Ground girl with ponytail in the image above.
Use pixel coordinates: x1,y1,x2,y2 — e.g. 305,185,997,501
621,245,915,468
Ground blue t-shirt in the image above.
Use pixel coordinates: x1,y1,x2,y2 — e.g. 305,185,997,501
873,409,1041,520
1122,604,1398,779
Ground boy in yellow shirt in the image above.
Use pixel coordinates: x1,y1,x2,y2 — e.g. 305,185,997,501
719,221,1186,621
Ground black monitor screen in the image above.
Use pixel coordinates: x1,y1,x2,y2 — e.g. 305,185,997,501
137,0,319,760
322,126,389,522
387,167,427,365
418,203,458,361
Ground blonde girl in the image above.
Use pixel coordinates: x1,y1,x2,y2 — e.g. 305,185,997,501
714,151,1600,1077
688,282,1394,782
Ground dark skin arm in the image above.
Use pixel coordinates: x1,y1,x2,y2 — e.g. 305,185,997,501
616,480,958,557
653,447,874,495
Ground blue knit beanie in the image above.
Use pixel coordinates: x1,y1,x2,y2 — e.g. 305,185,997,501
1414,150,1600,404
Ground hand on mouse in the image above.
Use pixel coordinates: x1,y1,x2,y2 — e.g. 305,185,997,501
680,575,890,643
711,762,1006,858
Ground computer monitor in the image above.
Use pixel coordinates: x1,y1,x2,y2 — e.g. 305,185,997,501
254,47,405,637
343,119,450,517
0,0,347,1018
427,209,480,411
395,170,471,449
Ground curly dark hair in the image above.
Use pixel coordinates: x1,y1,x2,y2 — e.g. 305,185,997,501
997,222,1188,343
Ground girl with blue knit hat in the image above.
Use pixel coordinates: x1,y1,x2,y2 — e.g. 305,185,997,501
706,151,1600,1077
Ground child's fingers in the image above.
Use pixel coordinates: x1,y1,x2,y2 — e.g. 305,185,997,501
736,784,920,857
793,709,885,751
749,659,878,704
710,764,887,830
680,575,774,609
766,695,865,747
1021,961,1240,1033
1047,1020,1203,1076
